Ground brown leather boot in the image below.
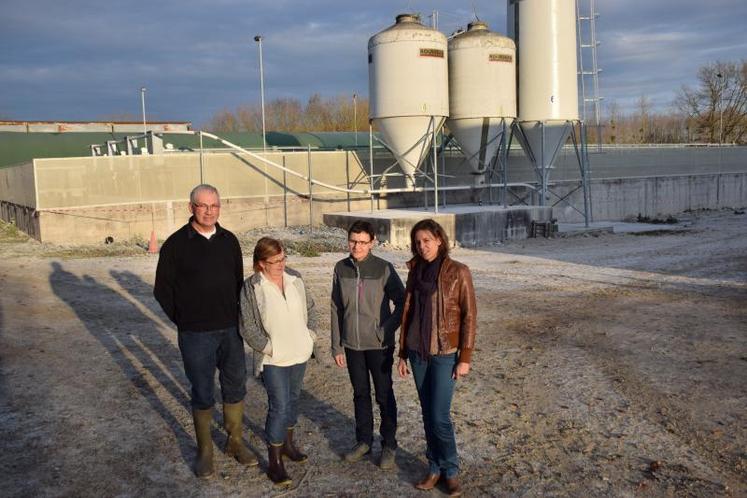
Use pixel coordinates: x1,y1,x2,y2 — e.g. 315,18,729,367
414,473,440,490
223,402,258,466
267,444,292,486
445,477,463,497
281,427,308,463
192,408,215,479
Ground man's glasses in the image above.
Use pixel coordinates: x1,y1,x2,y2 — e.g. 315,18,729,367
348,239,372,247
192,202,221,211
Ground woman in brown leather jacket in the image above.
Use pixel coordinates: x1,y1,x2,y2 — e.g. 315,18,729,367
397,219,477,497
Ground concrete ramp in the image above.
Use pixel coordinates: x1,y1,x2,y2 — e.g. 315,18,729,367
323,205,552,248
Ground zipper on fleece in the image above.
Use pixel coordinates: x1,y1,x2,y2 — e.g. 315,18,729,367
349,257,361,349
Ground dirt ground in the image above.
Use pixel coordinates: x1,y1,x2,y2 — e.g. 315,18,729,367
0,210,745,497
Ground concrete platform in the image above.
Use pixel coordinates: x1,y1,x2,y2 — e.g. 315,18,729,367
323,205,552,248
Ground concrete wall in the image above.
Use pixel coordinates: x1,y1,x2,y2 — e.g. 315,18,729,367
324,205,552,248
548,173,747,222
501,144,747,182
0,161,36,207
452,206,552,244
23,150,371,243
32,150,367,209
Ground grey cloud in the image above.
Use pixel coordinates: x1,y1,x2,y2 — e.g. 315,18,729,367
1,0,744,123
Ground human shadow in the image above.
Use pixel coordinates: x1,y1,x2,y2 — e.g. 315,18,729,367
109,269,264,461
50,262,254,468
275,366,426,486
49,262,197,462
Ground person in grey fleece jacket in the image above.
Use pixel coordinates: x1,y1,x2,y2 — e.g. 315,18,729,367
331,220,405,468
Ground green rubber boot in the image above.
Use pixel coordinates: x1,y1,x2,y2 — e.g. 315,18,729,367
223,402,258,467
192,408,215,479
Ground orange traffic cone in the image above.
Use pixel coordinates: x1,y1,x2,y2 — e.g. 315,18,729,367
148,230,159,254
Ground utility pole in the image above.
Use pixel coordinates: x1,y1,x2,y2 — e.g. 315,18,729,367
254,35,267,152
140,87,147,136
716,72,724,145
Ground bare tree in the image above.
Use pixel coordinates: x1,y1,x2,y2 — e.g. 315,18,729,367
269,98,304,131
635,95,653,143
605,100,621,144
207,109,240,132
676,60,747,144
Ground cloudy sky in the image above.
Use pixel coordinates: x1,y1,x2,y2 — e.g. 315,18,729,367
1,0,745,127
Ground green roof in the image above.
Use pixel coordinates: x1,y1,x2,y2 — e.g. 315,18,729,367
0,132,128,168
0,131,383,168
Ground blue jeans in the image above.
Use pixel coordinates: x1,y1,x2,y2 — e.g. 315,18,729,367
262,362,307,445
408,351,459,479
178,326,247,410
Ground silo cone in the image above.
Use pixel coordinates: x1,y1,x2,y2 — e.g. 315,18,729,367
513,121,573,201
448,118,508,186
376,115,446,186
447,21,516,187
368,14,449,188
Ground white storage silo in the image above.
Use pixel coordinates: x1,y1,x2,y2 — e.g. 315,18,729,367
447,21,516,186
508,0,579,204
369,14,449,188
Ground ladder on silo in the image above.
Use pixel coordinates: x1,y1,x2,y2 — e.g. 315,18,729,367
576,0,603,150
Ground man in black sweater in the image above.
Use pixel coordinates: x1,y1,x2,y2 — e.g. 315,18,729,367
154,184,256,478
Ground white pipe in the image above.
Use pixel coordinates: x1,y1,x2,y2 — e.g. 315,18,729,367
183,131,541,198
369,182,537,195
197,131,368,194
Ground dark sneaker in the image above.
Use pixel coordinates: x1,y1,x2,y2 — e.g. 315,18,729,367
379,447,396,470
343,442,371,463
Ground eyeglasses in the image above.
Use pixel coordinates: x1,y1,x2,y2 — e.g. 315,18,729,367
264,255,287,266
193,202,221,211
348,239,372,247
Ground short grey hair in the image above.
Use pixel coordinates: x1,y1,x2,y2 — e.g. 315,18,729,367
189,184,220,204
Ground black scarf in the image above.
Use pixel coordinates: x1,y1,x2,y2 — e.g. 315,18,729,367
411,255,443,360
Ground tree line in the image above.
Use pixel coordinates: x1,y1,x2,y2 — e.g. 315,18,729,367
207,94,370,134
206,60,746,144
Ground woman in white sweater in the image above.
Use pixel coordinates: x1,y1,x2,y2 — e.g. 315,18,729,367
239,237,316,486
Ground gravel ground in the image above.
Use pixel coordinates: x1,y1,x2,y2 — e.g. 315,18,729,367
0,209,744,497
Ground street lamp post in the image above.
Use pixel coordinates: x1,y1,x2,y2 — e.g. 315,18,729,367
254,35,267,153
716,72,723,145
353,93,358,146
140,87,147,136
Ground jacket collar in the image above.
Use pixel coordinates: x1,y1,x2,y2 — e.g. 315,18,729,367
249,268,298,287
348,253,373,267
406,254,451,270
